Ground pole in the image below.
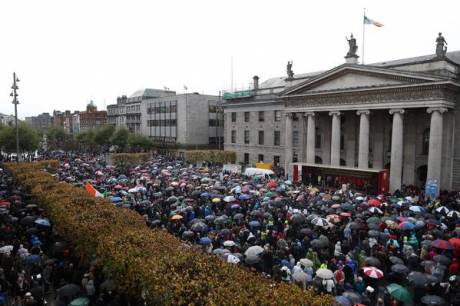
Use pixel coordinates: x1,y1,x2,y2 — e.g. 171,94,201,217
362,8,366,64
11,72,21,162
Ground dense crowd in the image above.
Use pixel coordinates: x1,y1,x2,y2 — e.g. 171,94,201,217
3,152,460,305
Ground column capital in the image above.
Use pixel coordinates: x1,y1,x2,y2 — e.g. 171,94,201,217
427,107,448,114
357,109,371,116
329,111,341,117
304,111,315,117
285,112,294,119
389,108,405,115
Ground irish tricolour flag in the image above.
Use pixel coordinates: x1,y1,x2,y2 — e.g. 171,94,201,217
364,16,383,27
85,182,104,198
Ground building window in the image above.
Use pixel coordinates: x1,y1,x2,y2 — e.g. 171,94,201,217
209,119,218,127
258,154,264,162
258,111,264,122
315,128,321,149
208,104,217,113
293,152,298,163
231,112,236,122
293,131,299,147
274,131,280,146
274,155,280,166
258,131,264,145
244,130,250,144
423,128,430,155
244,112,250,122
244,153,249,164
231,130,236,143
274,110,281,122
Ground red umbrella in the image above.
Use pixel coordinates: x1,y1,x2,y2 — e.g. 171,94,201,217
267,180,278,189
448,238,460,249
431,239,453,250
340,212,352,217
368,199,381,207
363,266,384,279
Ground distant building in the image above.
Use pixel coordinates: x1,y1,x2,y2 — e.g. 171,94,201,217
79,101,107,132
141,92,223,147
25,112,53,132
107,88,175,133
0,113,16,127
53,110,76,134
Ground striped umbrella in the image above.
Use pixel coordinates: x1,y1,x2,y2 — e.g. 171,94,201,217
431,239,453,250
435,206,450,215
368,207,383,215
399,222,415,231
363,267,384,279
311,217,331,228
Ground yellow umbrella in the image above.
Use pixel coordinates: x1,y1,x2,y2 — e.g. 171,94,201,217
171,214,183,221
212,198,221,203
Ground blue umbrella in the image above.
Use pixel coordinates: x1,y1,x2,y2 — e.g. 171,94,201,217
249,220,261,228
239,194,250,201
231,204,240,209
111,196,122,203
335,296,351,306
199,237,212,245
200,192,210,198
34,218,51,227
24,254,41,264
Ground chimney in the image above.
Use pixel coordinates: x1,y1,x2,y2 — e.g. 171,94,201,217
253,75,259,90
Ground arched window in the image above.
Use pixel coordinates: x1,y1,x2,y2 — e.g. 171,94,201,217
422,128,430,155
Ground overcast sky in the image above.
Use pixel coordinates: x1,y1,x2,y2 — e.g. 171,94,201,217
0,0,459,118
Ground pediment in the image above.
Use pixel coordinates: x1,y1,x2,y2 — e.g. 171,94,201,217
282,65,444,96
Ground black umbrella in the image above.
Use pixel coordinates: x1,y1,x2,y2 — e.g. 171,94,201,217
407,271,429,287
182,230,194,239
391,264,409,274
57,283,81,298
389,256,404,265
421,295,446,305
342,291,362,304
291,213,305,225
20,215,37,225
191,222,208,233
433,255,451,266
233,213,244,220
365,257,381,267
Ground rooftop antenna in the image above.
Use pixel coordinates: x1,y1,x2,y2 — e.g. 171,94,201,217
231,56,234,91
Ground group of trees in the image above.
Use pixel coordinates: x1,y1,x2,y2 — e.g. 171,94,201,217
0,123,40,154
48,125,154,153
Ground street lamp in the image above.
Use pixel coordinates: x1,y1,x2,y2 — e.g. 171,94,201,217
10,72,20,162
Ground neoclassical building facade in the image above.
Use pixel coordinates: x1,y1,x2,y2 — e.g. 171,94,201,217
223,49,460,194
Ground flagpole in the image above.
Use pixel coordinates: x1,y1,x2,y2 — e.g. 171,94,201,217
362,8,366,64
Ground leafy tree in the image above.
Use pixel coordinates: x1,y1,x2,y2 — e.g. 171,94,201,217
94,125,115,148
127,133,153,152
46,127,72,151
111,128,129,151
0,122,40,153
76,129,97,152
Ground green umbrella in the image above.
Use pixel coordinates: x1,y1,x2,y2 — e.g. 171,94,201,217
387,283,412,303
366,216,381,224
69,297,90,306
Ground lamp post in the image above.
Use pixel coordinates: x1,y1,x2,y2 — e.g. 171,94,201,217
10,73,20,162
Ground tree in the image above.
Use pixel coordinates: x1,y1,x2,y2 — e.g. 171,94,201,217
46,127,73,151
127,133,153,152
94,125,115,149
76,129,97,152
0,122,40,153
111,128,129,151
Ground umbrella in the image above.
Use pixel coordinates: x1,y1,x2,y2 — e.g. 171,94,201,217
315,268,333,279
24,254,41,264
244,246,264,264
391,264,409,274
387,283,412,303
367,216,381,224
57,283,81,298
69,297,90,306
433,254,451,265
223,195,236,202
26,204,38,209
365,257,381,267
407,271,429,287
223,240,236,247
20,215,37,225
431,239,453,250
335,296,352,306
368,199,381,207
447,210,460,218
291,213,306,225
389,256,404,265
299,258,313,268
34,218,51,227
409,206,426,213
191,222,208,233
214,215,228,225
199,237,212,245
249,220,261,228
421,295,446,305
171,214,183,221
111,196,122,203
311,239,329,249
435,206,450,215
342,291,362,304
368,207,383,215
326,214,341,223
239,194,250,201
227,254,240,264
399,221,415,231
213,248,230,256
233,213,244,220
311,217,331,228
363,266,384,279
448,237,460,249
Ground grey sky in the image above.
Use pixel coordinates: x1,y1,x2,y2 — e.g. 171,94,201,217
1,0,459,118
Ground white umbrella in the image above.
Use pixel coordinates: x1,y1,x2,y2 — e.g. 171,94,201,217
223,240,236,247
299,258,313,268
223,196,236,202
368,207,383,215
315,268,333,279
311,217,331,228
435,206,450,214
244,246,264,264
227,254,240,264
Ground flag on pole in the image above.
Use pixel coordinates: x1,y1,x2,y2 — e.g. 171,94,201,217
364,16,383,27
85,182,104,198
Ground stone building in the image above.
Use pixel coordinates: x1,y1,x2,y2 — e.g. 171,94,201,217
53,110,76,134
25,113,54,132
79,101,107,132
223,38,460,194
140,92,223,147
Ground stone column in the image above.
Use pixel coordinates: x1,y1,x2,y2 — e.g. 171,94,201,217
357,110,370,169
426,107,448,194
329,111,341,166
305,112,316,164
389,109,405,192
284,113,293,173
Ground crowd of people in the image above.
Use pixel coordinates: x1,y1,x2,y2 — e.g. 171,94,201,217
3,152,460,305
50,153,460,305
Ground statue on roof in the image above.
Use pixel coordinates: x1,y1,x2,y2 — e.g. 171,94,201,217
345,33,358,58
286,61,294,79
435,32,448,58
